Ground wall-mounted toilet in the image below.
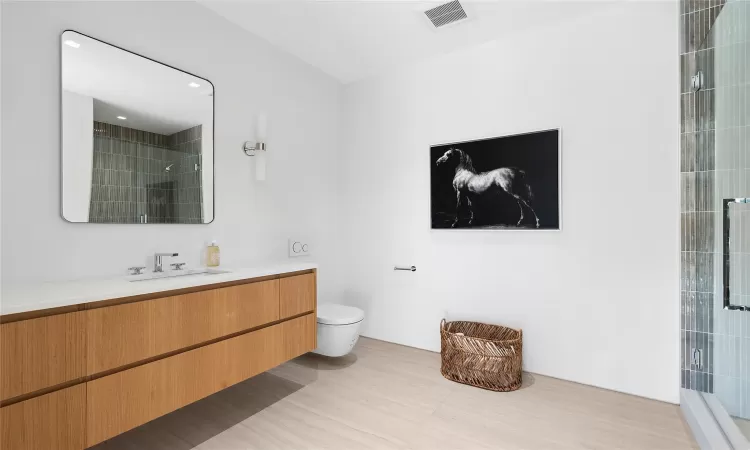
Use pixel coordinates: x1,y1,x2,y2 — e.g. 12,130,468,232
314,304,365,357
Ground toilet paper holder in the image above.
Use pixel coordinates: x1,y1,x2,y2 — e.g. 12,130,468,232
394,265,416,272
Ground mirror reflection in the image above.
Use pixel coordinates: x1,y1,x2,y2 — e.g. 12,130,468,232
61,31,214,224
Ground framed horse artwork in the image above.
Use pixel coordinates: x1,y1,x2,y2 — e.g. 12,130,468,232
430,129,560,230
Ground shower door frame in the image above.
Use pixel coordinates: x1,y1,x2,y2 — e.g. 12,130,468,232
723,198,750,312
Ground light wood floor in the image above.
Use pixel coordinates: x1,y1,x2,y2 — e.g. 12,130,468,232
92,338,697,450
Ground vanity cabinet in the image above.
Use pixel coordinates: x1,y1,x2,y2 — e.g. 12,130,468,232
0,311,86,402
280,272,316,319
0,270,316,450
0,385,86,450
86,279,281,375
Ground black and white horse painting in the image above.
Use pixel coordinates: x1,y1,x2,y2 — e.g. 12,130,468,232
430,129,560,230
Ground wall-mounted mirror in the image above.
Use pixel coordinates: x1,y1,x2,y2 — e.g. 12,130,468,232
61,30,214,224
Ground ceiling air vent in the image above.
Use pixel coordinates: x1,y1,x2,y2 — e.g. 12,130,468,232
424,0,468,28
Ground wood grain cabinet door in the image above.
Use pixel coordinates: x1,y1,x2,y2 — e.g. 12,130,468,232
86,316,314,447
279,274,316,319
85,299,155,376
281,313,317,360
86,279,280,375
0,384,86,450
0,312,86,402
153,279,280,357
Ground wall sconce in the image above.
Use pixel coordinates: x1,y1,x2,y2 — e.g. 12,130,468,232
243,113,267,181
242,141,266,156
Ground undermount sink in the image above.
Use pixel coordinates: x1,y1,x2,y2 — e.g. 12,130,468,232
129,268,231,282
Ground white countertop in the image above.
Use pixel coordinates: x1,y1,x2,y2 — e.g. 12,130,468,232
0,261,317,316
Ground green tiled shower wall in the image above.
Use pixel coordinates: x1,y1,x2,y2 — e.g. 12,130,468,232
89,122,203,224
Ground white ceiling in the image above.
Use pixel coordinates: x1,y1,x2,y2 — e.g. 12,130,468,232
201,0,609,84
62,30,213,135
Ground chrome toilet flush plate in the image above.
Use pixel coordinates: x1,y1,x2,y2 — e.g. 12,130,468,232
288,238,310,257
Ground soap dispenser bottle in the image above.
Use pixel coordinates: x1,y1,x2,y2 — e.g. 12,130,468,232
207,240,220,267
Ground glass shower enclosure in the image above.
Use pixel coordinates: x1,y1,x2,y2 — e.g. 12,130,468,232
694,0,750,441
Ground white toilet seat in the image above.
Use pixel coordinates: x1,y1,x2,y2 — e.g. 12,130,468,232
314,304,365,357
317,304,364,326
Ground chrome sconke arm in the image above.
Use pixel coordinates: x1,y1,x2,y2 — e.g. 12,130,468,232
243,141,266,156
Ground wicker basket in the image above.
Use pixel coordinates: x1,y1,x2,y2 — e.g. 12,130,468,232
440,319,523,392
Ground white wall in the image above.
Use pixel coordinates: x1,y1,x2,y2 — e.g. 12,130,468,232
339,3,680,403
1,0,682,404
0,2,343,305
61,90,93,222
1,1,4,296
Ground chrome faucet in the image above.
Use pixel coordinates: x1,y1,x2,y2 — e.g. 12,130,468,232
153,252,178,272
